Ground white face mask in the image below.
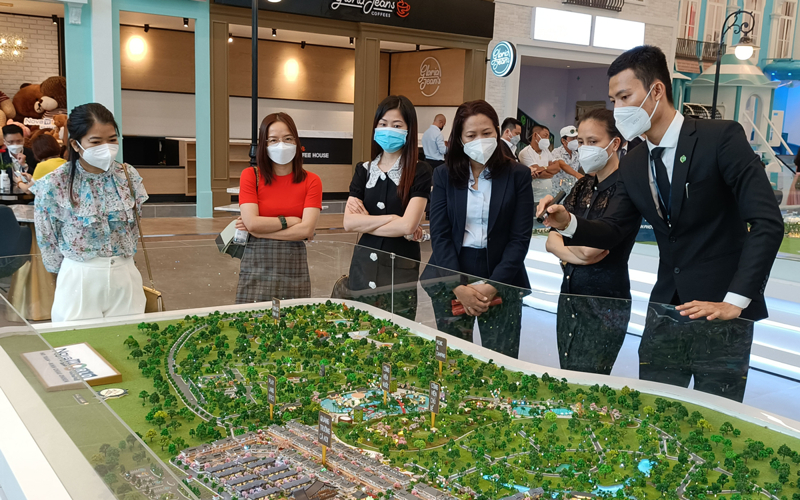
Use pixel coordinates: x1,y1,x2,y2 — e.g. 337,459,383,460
7,144,23,155
510,134,521,147
463,138,498,165
614,85,660,142
578,140,617,174
537,136,550,151
77,143,119,172
267,142,297,165
567,140,579,152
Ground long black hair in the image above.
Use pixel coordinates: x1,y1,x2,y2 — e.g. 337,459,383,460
371,95,419,208
446,99,513,189
67,103,119,203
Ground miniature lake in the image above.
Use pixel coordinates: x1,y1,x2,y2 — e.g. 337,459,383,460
511,405,573,417
319,389,430,420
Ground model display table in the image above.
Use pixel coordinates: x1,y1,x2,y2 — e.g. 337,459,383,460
2,299,800,500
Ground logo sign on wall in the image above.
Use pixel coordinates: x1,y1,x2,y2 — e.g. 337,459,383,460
330,0,411,19
419,56,442,97
490,41,517,78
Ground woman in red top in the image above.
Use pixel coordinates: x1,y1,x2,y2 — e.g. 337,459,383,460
235,112,322,303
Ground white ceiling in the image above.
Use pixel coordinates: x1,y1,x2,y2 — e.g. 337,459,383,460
0,0,63,18
521,55,608,70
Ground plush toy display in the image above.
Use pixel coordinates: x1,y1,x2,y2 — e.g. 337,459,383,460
12,83,44,123
0,91,16,126
36,76,67,118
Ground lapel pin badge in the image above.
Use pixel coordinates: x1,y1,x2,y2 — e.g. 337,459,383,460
680,155,687,163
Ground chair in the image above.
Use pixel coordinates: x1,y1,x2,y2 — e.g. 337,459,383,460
0,206,32,279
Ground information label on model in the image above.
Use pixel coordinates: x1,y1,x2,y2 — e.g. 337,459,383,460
318,411,333,448
381,363,391,392
435,336,447,363
272,298,280,320
320,363,326,378
429,381,440,414
267,375,276,405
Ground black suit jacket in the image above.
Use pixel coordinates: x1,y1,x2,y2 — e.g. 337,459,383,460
499,140,518,161
567,117,784,321
424,162,534,289
1,147,38,181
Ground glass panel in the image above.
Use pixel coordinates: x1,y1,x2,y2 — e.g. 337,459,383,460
0,284,199,499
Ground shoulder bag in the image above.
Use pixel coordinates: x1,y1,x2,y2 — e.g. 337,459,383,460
122,163,165,313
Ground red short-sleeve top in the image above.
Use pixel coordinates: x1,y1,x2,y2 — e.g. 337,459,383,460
239,167,323,218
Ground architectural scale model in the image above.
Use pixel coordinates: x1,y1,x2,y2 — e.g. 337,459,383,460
50,302,800,500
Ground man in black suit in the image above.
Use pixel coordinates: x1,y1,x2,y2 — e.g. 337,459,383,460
538,45,784,402
499,117,522,161
1,124,37,188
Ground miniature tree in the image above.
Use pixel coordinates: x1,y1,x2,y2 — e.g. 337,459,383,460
145,429,158,443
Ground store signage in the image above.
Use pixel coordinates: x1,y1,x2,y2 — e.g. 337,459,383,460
22,343,122,391
272,298,280,320
490,41,517,78
267,375,277,405
429,381,440,414
419,57,442,97
435,336,447,363
318,411,333,447
218,0,494,39
300,138,353,165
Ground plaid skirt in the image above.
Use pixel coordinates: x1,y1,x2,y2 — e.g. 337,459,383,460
235,238,311,304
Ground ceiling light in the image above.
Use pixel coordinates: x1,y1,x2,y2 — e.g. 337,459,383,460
52,15,58,24
272,28,277,37
301,41,306,49
183,18,189,28
350,37,354,45
416,44,420,51
228,33,233,43
144,24,150,33
267,0,281,2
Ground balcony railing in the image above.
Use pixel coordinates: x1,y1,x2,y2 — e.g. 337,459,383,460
562,0,624,12
676,38,727,62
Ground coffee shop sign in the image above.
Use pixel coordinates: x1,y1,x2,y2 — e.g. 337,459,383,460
330,0,411,19
419,57,442,97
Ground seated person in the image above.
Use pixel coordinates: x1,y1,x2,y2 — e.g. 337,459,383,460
14,134,65,194
1,124,38,189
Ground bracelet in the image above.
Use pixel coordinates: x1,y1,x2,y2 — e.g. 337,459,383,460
278,215,288,230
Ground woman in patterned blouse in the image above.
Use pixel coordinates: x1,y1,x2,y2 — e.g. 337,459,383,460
32,103,148,322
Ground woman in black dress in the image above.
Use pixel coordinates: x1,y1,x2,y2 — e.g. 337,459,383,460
545,109,639,374
343,95,432,320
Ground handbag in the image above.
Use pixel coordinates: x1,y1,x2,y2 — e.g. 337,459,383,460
122,164,165,313
216,166,259,260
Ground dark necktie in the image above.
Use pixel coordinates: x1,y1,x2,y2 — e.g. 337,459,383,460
618,147,627,160
651,147,671,221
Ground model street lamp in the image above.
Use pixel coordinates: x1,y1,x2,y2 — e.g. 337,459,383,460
711,10,759,119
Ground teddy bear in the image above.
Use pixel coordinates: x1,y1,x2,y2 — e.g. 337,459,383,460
35,76,67,118
12,83,44,124
0,90,16,125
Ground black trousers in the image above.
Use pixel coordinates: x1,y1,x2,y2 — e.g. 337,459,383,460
427,247,524,359
638,302,753,402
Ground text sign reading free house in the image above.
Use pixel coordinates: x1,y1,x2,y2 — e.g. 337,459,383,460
491,41,517,78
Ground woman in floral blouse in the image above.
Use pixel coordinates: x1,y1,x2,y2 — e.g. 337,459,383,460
32,103,148,322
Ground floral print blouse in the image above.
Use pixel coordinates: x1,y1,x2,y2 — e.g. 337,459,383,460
30,162,148,273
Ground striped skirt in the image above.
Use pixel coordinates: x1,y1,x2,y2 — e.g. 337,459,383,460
235,238,311,304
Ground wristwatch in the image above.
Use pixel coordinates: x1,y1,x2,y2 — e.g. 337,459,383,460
278,215,288,230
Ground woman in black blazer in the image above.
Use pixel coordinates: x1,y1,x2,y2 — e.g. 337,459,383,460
422,100,534,359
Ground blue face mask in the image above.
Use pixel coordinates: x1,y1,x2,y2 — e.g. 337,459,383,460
374,127,408,153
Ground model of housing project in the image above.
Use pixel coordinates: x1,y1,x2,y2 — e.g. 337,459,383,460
42,302,800,500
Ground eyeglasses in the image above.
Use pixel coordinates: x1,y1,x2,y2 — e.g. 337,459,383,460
266,137,296,146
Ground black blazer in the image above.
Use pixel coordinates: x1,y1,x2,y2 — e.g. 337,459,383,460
567,117,784,321
499,140,518,161
1,147,38,180
424,162,534,289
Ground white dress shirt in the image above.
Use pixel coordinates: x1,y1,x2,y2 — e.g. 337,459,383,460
519,145,555,200
559,110,750,309
501,138,517,159
463,167,492,249
421,124,447,161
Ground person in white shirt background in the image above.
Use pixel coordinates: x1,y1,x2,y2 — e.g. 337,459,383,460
550,125,584,196
518,125,556,204
499,117,522,161
421,114,447,168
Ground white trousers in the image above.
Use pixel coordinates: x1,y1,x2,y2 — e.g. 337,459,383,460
51,256,146,323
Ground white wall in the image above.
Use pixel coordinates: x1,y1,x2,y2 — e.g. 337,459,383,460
0,14,60,99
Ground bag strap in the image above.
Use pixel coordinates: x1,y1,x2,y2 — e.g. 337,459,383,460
122,163,155,288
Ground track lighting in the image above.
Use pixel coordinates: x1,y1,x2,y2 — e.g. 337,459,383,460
228,33,233,43
52,15,58,25
272,28,277,37
350,37,354,45
144,24,150,33
301,41,306,49
416,44,420,51
183,18,189,28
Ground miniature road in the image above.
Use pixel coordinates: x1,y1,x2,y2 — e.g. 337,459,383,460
167,325,216,423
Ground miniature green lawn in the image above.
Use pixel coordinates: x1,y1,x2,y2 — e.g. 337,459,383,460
39,302,800,500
